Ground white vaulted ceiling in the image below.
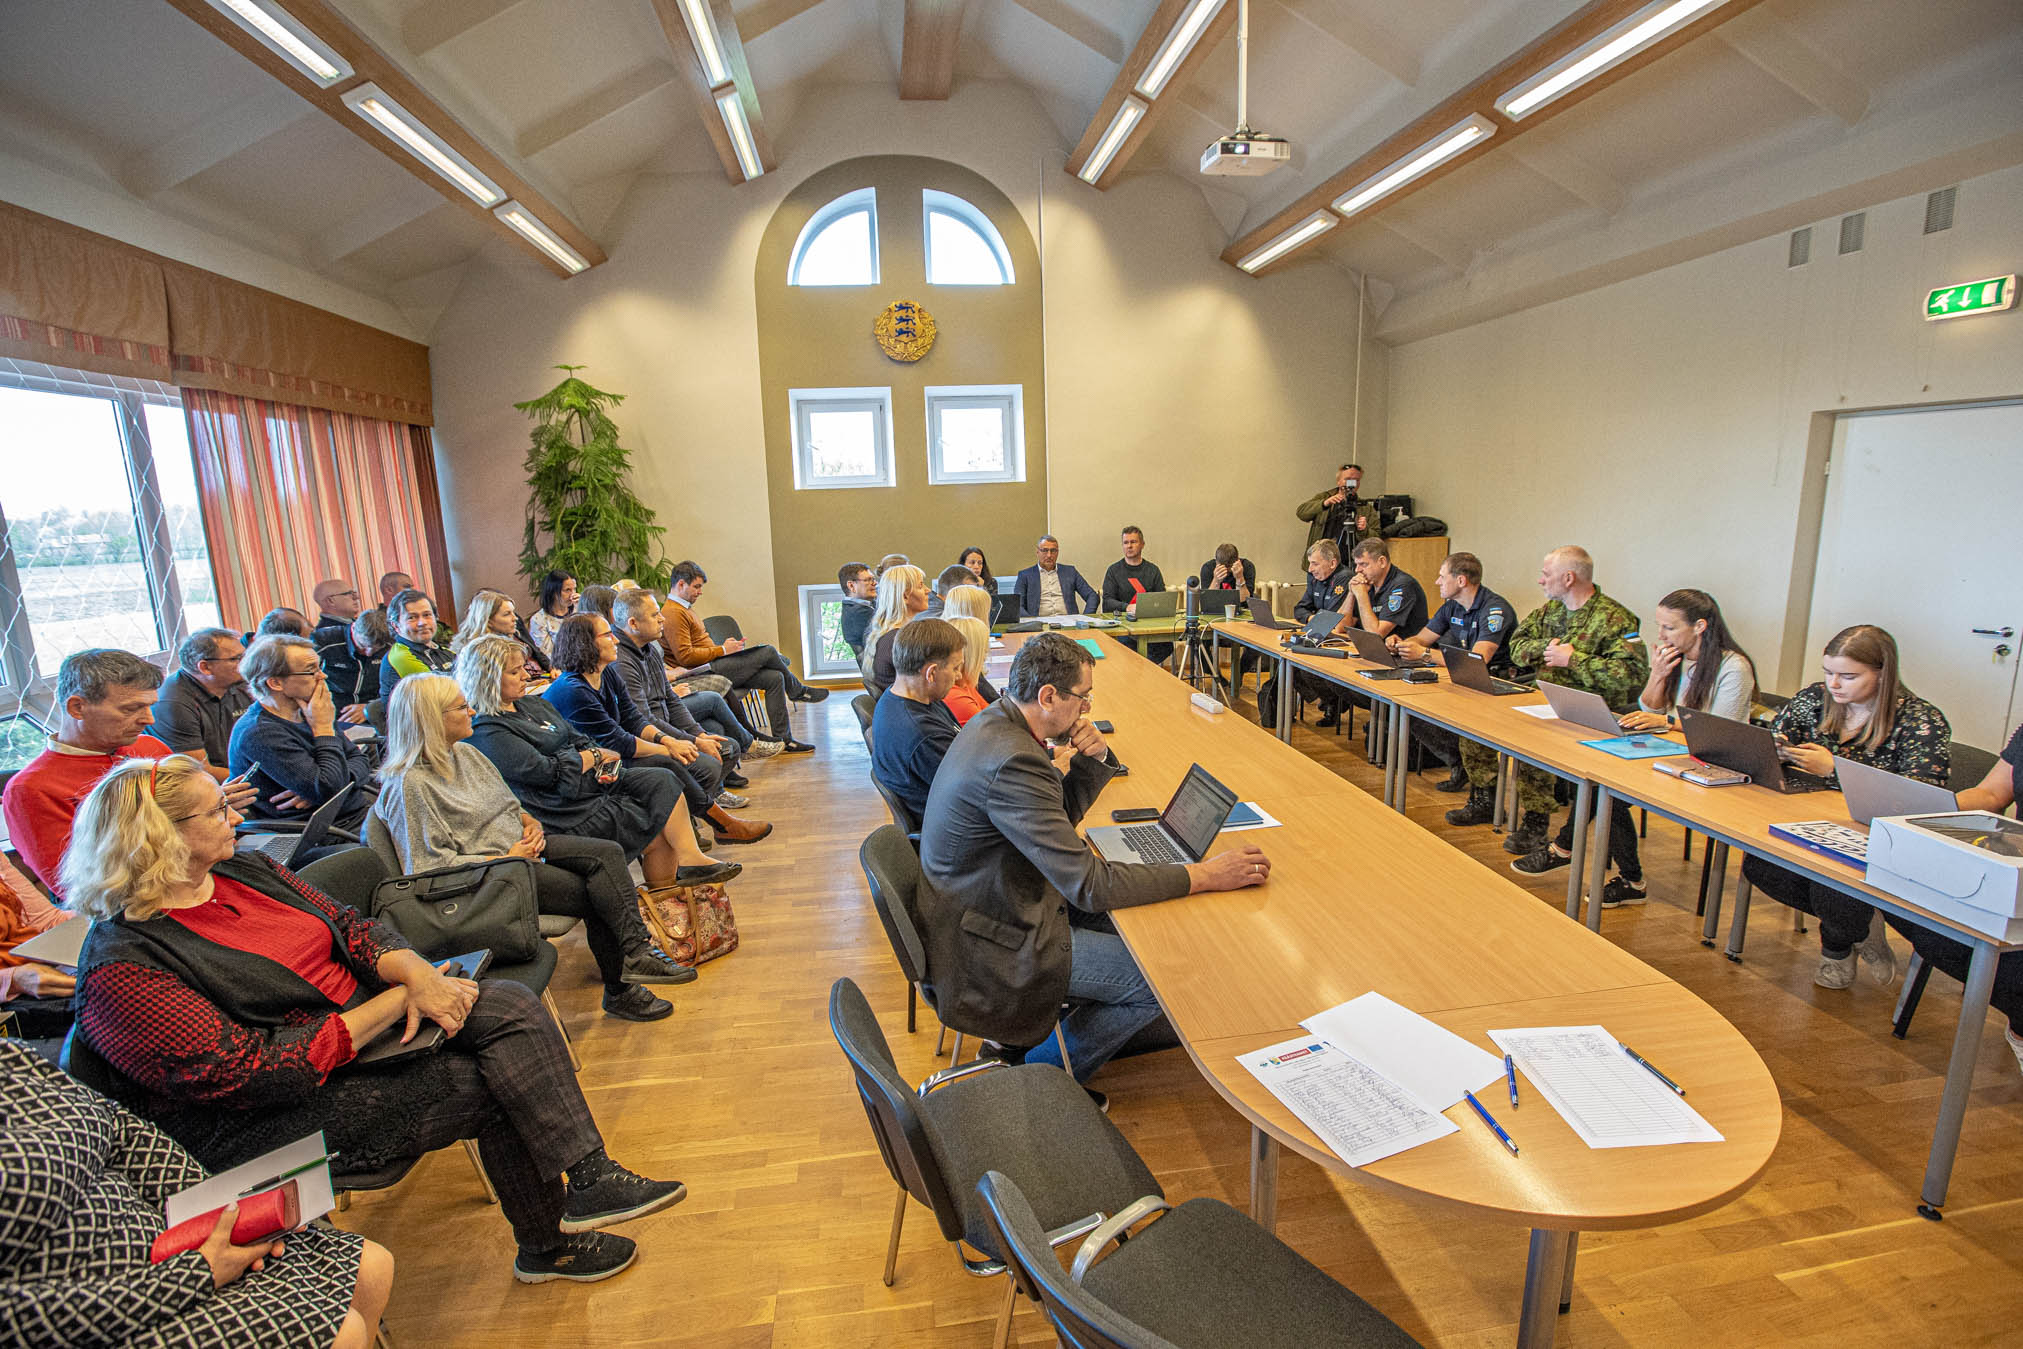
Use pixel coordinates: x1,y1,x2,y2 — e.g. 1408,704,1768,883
1,0,2017,342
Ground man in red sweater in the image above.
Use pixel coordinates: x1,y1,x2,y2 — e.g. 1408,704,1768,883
2,649,254,896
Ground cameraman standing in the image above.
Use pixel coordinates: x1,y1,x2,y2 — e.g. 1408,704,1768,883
1297,463,1372,555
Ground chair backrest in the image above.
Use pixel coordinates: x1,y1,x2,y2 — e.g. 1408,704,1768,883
298,844,392,913
976,1170,1176,1349
1948,740,2000,797
859,826,928,987
870,770,921,837
828,977,968,1241
702,614,744,645
361,811,406,875
852,693,876,734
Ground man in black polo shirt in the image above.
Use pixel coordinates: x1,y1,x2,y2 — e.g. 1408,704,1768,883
150,628,252,781
1392,553,1521,808
1288,540,1358,727
869,619,963,828
1345,538,1429,640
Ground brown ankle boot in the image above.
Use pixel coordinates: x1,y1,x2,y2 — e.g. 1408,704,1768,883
705,805,773,843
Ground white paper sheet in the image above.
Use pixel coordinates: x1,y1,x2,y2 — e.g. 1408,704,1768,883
165,1132,337,1229
1219,802,1283,832
1302,992,1506,1111
8,916,91,969
1515,704,1558,719
1238,1037,1456,1167
1488,1026,1724,1149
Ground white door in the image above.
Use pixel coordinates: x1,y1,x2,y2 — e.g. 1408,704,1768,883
1806,402,2023,752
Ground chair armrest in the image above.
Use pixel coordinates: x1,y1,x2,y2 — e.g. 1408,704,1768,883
917,1057,1011,1096
1070,1195,1174,1283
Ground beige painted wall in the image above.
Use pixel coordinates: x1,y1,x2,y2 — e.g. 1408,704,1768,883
427,82,1383,642
1386,162,2023,692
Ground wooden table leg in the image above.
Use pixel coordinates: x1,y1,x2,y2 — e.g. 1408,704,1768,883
1250,1126,1280,1232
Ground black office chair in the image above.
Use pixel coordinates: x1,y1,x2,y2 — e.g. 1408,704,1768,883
829,978,1160,1349
852,692,876,738
701,614,772,730
1888,739,2007,1038
975,1169,1422,1349
861,827,933,1035
871,771,921,840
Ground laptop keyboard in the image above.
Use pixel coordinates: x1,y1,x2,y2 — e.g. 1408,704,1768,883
1121,825,1183,863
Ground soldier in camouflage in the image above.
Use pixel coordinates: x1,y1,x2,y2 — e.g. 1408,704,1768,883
1500,547,1653,903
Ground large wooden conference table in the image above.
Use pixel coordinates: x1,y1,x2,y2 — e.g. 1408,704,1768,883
1211,617,2023,1220
995,631,1782,1347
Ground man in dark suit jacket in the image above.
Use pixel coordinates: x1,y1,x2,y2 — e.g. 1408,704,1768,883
1012,535,1099,618
916,633,1268,1085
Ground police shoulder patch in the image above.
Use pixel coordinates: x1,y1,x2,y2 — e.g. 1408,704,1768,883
1387,589,1404,612
1486,611,1503,632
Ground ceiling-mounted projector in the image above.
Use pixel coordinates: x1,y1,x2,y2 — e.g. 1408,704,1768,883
1201,0,1287,179
1202,133,1290,176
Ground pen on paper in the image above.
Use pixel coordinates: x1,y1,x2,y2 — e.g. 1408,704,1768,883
1620,1044,1685,1096
1505,1053,1519,1108
1463,1090,1519,1156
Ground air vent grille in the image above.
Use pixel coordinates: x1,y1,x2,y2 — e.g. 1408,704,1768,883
1838,212,1865,255
1924,187,1956,234
1788,227,1811,267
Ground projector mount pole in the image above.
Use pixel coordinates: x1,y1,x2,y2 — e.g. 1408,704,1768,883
1235,0,1252,136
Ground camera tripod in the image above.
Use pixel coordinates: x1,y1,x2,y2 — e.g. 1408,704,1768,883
1174,613,1233,704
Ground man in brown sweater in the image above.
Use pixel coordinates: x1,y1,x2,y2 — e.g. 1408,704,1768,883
659,561,825,754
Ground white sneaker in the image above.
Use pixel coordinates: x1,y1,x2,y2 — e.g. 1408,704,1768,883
715,790,750,810
1857,911,1897,986
744,738,784,759
1814,953,1856,990
2007,1026,2023,1079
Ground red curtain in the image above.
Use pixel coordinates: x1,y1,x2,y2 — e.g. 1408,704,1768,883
182,388,451,630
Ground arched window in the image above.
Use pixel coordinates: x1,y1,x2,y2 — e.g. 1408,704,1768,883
788,188,879,286
923,189,1014,285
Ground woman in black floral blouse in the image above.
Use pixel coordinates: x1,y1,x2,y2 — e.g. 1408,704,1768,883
1742,625,1951,991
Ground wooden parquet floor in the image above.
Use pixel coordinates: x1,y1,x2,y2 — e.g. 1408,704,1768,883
350,687,2023,1347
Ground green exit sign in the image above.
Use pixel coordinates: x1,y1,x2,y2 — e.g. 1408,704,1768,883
1924,274,2015,321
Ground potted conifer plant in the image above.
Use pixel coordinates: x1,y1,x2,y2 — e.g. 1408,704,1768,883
516,366,672,590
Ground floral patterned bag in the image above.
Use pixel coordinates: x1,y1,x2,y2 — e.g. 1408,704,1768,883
636,881,739,966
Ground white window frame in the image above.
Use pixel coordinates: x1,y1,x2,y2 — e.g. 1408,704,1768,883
789,386,895,490
788,187,880,287
922,189,1015,285
924,384,1025,485
796,583,863,680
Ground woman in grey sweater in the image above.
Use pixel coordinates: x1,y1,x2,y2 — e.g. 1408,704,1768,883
373,675,718,1022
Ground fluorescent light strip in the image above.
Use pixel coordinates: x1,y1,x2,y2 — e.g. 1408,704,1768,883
716,91,763,180
342,83,504,206
1498,0,1727,120
1331,114,1494,220
493,201,589,274
1135,0,1227,99
1238,211,1335,273
1078,97,1147,185
680,0,731,87
203,0,351,86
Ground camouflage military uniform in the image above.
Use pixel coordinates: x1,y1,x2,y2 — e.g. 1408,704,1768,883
1462,589,1650,811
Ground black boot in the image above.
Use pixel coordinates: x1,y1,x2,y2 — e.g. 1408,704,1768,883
1435,762,1469,793
1503,810,1550,855
1445,786,1495,827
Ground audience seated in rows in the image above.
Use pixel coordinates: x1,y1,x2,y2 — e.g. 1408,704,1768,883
661,561,824,752
151,627,252,782
455,635,737,890
371,676,696,1022
0,1039,393,1348
229,636,375,827
608,588,750,795
62,753,685,1286
869,619,963,825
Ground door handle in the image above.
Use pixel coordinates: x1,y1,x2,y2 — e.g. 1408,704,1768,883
1998,644,2013,659
1972,627,2016,639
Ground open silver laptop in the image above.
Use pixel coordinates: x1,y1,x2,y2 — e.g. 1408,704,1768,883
1836,756,1956,825
1087,764,1239,866
1537,681,1626,735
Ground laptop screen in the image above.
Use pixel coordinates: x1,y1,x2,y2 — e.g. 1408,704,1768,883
1160,764,1240,860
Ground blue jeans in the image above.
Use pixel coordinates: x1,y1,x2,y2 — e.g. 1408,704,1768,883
682,690,751,750
1022,928,1169,1083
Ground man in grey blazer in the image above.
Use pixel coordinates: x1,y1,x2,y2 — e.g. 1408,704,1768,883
916,633,1269,1086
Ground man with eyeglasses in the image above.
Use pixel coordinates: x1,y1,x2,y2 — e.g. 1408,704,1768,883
311,577,371,713
149,628,252,782
916,632,1269,1102
228,634,376,825
3,649,257,897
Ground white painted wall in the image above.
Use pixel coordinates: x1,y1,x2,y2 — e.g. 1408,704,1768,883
1386,162,2023,692
426,81,1381,642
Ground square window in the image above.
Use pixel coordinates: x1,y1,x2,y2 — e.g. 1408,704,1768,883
796,584,863,678
790,387,894,489
925,385,1024,485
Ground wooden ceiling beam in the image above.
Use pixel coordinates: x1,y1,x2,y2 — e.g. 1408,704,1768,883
1221,0,1770,276
1066,0,1239,189
900,0,970,101
649,0,779,183
161,0,604,277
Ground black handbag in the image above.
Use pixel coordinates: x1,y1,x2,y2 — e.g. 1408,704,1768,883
369,857,540,963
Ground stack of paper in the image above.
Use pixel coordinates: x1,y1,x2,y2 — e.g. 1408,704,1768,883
1489,1026,1722,1148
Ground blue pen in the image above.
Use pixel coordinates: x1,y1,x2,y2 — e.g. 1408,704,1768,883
1504,1053,1519,1108
1621,1043,1686,1095
1463,1090,1519,1155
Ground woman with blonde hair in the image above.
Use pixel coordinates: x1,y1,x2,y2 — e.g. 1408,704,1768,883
374,675,696,1021
941,616,992,726
1741,624,1950,990
861,563,929,697
939,583,992,625
63,754,687,1286
456,636,736,891
452,588,550,675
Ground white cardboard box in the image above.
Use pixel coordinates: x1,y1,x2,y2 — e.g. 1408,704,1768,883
1866,812,2023,942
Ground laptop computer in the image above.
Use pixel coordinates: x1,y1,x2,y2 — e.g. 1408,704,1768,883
1441,648,1530,695
1537,681,1627,735
1201,588,1248,617
1245,596,1299,631
990,591,1023,625
239,783,355,868
1679,708,1832,794
1292,609,1345,642
1087,764,1240,866
1129,589,1179,620
1835,756,1956,824
1342,626,1434,668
